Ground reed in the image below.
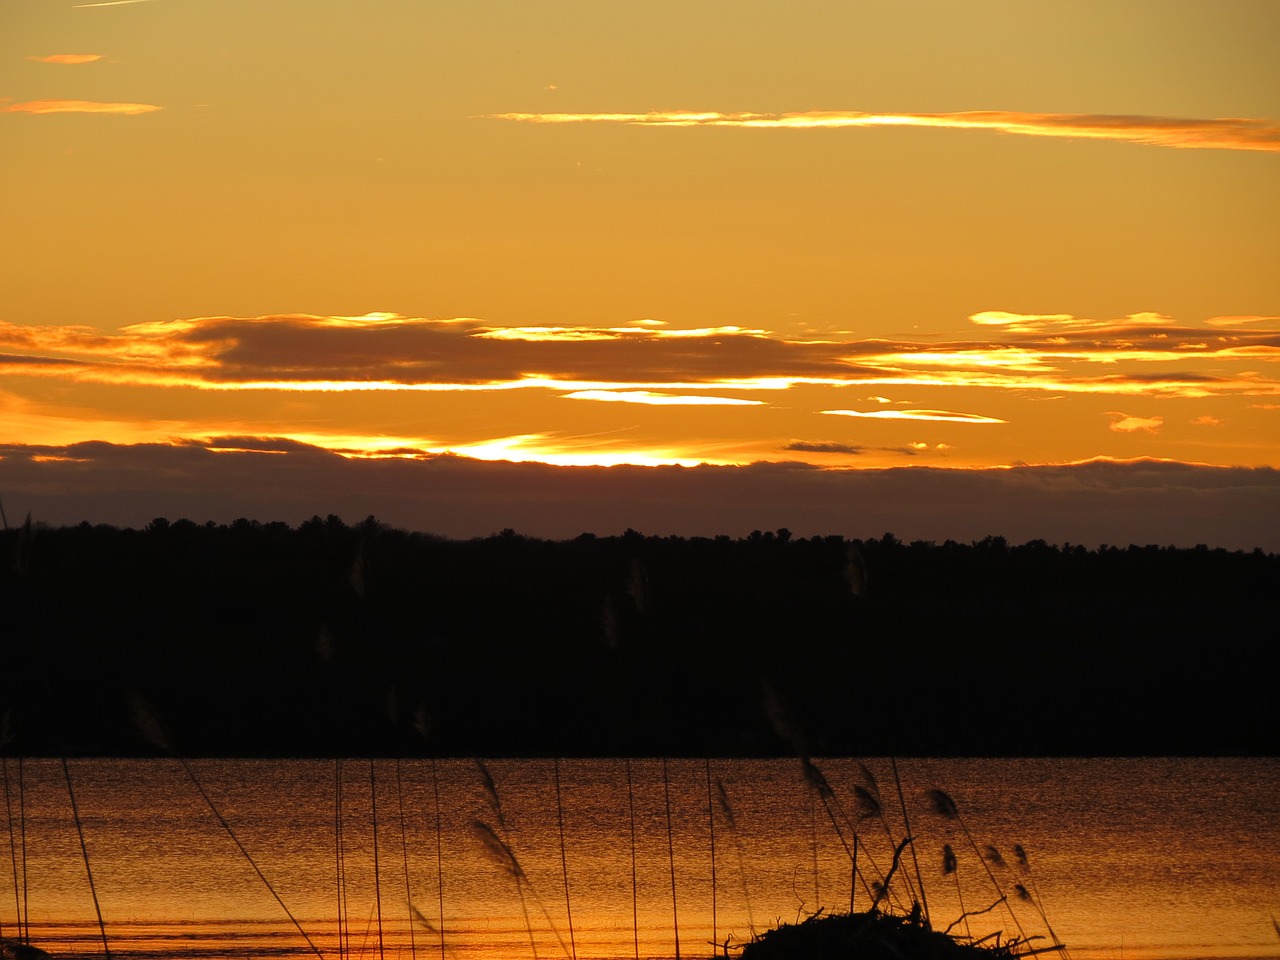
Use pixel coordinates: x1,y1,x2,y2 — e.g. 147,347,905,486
60,760,110,960
180,758,326,960
714,778,756,939
553,759,577,960
396,760,418,960
925,788,1033,946
472,761,569,959
625,759,640,960
704,759,717,953
369,762,386,960
472,819,538,960
432,759,445,960
3,759,22,944
335,759,350,960
663,758,681,960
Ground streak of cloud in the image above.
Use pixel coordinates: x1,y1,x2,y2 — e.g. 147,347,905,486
28,54,102,65
1,310,1277,401
73,0,155,7
2,99,161,115
785,441,866,455
823,408,1007,424
561,390,763,406
1109,414,1163,433
484,109,1280,153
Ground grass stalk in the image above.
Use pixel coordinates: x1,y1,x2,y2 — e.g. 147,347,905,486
61,759,110,960
180,758,325,959
554,759,576,960
432,759,445,960
663,758,681,960
472,820,538,960
704,759,717,952
3,759,22,943
713,778,755,938
396,760,417,960
336,759,349,960
626,759,639,960
370,762,386,960
890,758,929,926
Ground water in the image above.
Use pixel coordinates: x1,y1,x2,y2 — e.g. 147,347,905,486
2,758,1276,960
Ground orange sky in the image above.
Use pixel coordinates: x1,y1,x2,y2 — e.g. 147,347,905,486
2,1,1278,541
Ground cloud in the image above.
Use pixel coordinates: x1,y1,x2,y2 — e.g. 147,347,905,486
561,390,764,406
823,408,1006,424
1109,414,1163,433
28,54,102,65
785,441,866,455
73,0,156,7
3,440,1276,550
1,310,1276,403
484,109,1280,153
1191,415,1225,427
2,99,161,115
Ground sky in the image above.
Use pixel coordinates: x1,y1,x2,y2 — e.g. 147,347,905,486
2,1,1278,546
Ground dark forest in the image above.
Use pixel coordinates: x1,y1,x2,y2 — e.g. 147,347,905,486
1,516,1275,758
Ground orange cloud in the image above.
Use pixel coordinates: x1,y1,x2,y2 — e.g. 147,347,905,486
484,109,1280,153
2,99,161,115
2,311,1277,403
28,54,102,65
1109,414,1163,433
823,408,1006,424
561,390,764,406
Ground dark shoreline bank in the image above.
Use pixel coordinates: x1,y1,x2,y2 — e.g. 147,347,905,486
3,518,1275,758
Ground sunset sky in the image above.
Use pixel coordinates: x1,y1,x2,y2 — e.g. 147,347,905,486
2,1,1278,546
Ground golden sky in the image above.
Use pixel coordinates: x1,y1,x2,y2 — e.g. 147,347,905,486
2,1,1278,540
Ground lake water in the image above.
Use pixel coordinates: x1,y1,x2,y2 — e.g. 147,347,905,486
2,758,1276,960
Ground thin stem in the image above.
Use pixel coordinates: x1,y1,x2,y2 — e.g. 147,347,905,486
432,759,445,960
626,759,639,960
370,762,385,960
704,759,716,950
336,759,347,960
663,758,680,960
180,758,325,959
890,758,929,926
62,759,110,959
18,759,26,944
397,760,417,960
554,759,576,960
4,759,21,941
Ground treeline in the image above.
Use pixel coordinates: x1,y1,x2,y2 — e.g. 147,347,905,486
1,516,1275,757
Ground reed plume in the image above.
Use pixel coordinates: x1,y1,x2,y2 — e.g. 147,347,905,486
1009,843,1064,951
923,787,1031,946
714,778,756,937
471,766,569,959
472,819,537,959
942,843,971,939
